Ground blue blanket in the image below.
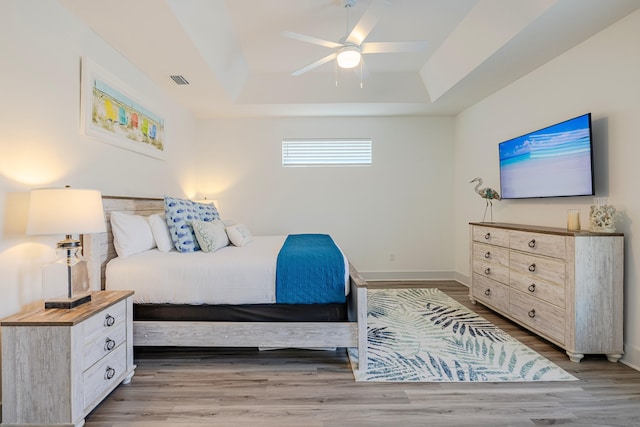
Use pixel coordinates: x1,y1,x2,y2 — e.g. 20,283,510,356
276,234,346,304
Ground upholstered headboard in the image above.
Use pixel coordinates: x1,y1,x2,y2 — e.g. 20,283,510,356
82,196,164,291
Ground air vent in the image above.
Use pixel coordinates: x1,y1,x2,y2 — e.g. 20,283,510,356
170,75,189,85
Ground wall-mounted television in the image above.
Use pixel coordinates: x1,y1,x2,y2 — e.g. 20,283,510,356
498,113,594,199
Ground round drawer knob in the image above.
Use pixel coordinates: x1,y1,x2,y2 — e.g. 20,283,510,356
484,251,491,259
104,366,116,380
104,314,116,327
484,289,491,296
484,232,491,240
484,268,491,275
104,338,116,351
528,239,536,248
528,284,536,293
528,309,536,318
528,263,536,272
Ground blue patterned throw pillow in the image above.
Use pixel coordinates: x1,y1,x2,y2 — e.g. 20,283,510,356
164,196,201,252
193,201,220,222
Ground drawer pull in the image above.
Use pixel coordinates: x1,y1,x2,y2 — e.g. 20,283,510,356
484,251,491,259
528,263,536,272
484,289,491,296
484,232,491,240
528,284,536,293
528,239,536,248
484,268,491,275
104,338,116,351
528,309,536,318
104,366,116,380
104,314,116,327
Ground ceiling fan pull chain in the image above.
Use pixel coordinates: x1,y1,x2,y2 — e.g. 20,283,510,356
360,60,363,88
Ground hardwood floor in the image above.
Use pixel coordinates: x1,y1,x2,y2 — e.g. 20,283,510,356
85,282,640,426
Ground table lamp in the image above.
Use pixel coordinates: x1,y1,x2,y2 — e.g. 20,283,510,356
27,186,106,309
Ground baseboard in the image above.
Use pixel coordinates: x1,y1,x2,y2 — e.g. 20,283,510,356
621,343,640,371
361,270,456,281
454,272,470,287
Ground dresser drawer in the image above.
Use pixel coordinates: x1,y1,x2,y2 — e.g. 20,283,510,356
83,343,127,410
472,274,510,314
509,231,566,260
473,242,509,268
510,251,565,285
83,299,126,345
473,226,509,247
472,257,509,285
510,269,565,308
83,322,126,371
510,290,565,345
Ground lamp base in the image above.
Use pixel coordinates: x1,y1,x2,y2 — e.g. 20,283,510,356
45,293,92,309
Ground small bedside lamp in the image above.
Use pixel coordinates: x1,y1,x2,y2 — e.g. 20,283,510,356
27,186,106,309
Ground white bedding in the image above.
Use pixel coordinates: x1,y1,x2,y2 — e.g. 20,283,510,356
106,235,350,305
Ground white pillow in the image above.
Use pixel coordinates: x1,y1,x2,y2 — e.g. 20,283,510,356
192,219,229,253
226,223,252,247
148,213,174,252
110,211,156,258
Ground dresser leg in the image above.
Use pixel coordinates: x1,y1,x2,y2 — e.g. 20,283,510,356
566,351,584,362
606,353,623,363
123,368,136,384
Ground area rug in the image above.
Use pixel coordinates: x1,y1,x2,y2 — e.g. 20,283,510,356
348,288,577,382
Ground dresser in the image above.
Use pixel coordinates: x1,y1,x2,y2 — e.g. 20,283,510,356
469,222,623,363
1,291,135,427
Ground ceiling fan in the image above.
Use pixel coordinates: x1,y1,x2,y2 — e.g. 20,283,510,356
283,0,428,77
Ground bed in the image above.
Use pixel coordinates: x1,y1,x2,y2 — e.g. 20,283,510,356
82,196,369,372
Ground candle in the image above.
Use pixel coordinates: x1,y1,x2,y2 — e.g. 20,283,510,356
567,209,580,231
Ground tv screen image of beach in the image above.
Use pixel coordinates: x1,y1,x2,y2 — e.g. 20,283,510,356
499,114,593,199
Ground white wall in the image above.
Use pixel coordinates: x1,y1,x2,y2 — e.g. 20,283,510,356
196,116,455,279
453,9,640,368
0,0,198,319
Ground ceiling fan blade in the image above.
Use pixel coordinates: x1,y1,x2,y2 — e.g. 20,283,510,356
361,41,428,54
345,0,385,46
291,52,338,76
282,31,343,49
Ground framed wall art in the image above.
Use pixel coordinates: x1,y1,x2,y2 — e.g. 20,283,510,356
80,57,166,160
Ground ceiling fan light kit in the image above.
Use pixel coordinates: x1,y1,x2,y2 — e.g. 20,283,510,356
336,45,361,69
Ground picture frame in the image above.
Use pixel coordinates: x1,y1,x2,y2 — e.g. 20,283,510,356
80,57,166,160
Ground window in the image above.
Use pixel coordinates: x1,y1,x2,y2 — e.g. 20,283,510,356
282,139,372,167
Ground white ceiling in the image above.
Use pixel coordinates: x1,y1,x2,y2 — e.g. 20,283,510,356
59,0,640,118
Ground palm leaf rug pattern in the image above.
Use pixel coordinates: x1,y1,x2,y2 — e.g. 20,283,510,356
349,288,576,382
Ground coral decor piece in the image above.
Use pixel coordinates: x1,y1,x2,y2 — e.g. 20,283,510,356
590,197,617,232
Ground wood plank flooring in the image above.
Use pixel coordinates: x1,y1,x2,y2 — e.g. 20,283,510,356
85,282,640,426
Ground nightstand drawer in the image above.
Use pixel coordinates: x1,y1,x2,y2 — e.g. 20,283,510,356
83,322,126,371
83,299,126,345
83,343,127,410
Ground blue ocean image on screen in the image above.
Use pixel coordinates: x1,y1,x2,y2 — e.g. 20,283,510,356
499,114,593,199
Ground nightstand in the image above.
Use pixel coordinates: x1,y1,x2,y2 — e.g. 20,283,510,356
1,290,135,427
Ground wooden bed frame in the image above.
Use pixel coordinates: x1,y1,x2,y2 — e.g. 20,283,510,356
82,196,369,372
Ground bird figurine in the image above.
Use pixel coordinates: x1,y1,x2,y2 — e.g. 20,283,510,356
470,177,501,222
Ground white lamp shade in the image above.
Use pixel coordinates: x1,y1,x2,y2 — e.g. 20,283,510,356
27,188,106,236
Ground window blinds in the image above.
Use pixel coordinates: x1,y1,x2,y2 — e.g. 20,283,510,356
282,139,372,166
